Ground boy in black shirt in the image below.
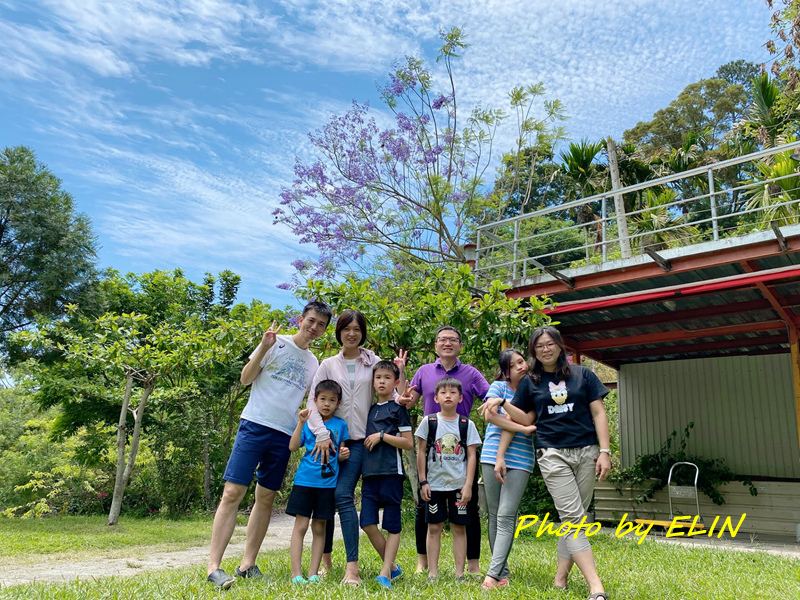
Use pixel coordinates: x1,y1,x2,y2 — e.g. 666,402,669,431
360,361,413,589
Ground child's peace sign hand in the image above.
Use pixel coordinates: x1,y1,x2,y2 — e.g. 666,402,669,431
393,349,408,372
398,384,417,407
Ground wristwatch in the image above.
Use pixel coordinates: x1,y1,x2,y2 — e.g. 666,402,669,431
380,431,385,441
498,398,507,408
599,448,611,454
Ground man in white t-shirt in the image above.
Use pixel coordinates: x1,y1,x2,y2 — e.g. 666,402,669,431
207,301,332,589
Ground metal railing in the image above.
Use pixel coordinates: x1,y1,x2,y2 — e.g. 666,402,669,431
475,140,800,282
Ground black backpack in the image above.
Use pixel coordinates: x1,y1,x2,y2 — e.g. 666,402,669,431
425,414,469,462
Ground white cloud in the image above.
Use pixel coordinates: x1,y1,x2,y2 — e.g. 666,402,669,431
0,0,775,304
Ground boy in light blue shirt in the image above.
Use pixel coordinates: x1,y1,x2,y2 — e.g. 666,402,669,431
286,380,350,584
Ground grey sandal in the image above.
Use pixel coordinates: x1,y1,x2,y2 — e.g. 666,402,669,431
588,593,608,600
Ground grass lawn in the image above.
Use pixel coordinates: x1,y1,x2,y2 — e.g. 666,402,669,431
0,515,234,565
0,519,797,599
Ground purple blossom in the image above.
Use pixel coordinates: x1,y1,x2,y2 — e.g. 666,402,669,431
291,259,307,271
289,316,299,327
396,113,415,133
277,282,293,290
431,94,448,110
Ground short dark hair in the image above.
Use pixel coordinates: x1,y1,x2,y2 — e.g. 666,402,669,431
302,301,333,326
335,309,367,346
373,360,400,380
435,325,462,342
314,379,342,403
435,376,462,395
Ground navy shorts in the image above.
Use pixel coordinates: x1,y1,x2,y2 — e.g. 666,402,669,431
223,419,291,491
426,490,469,525
286,485,335,520
360,475,404,534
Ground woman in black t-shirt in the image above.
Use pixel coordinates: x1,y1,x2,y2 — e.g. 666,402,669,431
481,326,611,600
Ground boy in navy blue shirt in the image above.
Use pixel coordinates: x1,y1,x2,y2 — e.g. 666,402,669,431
360,361,413,589
287,380,350,584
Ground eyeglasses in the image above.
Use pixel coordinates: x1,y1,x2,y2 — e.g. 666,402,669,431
437,337,460,343
534,342,557,351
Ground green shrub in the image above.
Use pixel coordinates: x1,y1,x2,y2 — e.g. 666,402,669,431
610,422,757,505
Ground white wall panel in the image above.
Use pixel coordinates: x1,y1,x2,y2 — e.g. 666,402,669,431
618,354,800,478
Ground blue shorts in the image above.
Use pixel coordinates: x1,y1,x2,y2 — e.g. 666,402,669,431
223,419,291,490
360,475,404,534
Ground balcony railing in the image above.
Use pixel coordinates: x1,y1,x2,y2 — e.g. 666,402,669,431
475,141,800,284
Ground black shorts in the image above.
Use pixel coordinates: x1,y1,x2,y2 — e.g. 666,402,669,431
285,485,335,520
426,489,469,525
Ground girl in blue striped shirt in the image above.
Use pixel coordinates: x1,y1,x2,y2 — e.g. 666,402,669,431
478,349,537,590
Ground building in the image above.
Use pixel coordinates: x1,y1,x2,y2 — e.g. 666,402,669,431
475,141,800,540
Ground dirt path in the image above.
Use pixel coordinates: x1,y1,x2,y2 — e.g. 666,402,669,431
0,512,342,588
3,517,797,588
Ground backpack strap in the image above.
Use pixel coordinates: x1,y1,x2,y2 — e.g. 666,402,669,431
425,414,438,462
458,416,469,461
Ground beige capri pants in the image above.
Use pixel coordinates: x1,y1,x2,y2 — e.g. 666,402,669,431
536,445,600,560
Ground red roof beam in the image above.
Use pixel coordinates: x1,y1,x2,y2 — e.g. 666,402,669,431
742,260,799,325
546,265,800,316
558,299,774,336
594,333,789,360
777,293,800,307
615,347,788,365
572,320,788,352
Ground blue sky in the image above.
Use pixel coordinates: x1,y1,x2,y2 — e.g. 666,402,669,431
0,0,774,310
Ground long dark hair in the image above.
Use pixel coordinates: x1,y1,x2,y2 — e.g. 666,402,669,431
495,348,526,382
335,309,367,346
528,326,571,384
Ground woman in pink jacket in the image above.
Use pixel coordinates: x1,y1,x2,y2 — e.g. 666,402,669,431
306,309,406,587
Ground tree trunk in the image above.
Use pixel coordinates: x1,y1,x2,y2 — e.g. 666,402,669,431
607,138,632,259
108,375,133,526
108,381,154,526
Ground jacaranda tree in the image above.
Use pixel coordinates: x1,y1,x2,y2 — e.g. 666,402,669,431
273,28,564,285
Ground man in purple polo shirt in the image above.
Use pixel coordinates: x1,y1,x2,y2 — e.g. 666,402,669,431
400,325,489,575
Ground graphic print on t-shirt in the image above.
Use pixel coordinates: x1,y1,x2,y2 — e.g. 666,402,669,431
549,380,568,405
434,432,463,463
265,356,309,391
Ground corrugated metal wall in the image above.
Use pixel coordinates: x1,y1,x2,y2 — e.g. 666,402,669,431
618,354,800,478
